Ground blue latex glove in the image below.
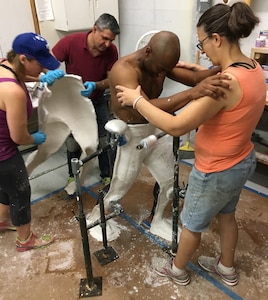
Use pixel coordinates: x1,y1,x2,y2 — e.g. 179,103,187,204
40,69,65,86
31,130,46,145
80,81,96,97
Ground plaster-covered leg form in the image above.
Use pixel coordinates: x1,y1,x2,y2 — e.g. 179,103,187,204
144,134,178,241
88,125,143,241
88,123,177,242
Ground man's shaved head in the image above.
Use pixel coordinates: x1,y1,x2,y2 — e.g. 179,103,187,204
148,31,180,71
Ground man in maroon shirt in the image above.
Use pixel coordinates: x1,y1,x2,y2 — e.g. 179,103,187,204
52,13,120,191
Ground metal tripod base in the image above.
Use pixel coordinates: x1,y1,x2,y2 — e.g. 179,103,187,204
162,245,177,257
79,277,102,298
169,246,177,257
94,246,119,266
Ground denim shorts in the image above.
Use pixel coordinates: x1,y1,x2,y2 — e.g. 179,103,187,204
180,150,256,232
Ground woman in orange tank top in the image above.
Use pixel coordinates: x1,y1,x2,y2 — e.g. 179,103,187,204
116,2,266,286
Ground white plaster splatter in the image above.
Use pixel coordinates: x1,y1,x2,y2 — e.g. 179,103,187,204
47,240,75,271
89,218,128,242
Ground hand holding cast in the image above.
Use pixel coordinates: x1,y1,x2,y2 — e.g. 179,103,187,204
80,81,96,97
40,69,65,86
31,130,46,145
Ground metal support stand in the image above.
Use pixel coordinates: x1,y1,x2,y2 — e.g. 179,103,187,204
93,189,120,266
71,119,129,297
171,136,180,255
72,158,102,298
136,132,187,256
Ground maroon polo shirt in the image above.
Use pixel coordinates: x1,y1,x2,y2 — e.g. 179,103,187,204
52,31,118,100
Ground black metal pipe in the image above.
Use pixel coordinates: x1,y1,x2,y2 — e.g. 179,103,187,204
97,189,108,249
70,131,122,296
86,210,121,230
71,158,96,289
81,144,112,165
171,136,180,254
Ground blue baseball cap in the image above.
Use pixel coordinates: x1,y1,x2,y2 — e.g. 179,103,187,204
12,32,60,70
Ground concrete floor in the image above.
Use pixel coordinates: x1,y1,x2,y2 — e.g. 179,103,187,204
0,147,268,300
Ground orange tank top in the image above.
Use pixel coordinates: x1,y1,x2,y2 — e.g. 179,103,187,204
194,62,266,173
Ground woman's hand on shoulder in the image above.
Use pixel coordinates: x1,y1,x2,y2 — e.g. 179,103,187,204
116,85,142,107
190,73,232,100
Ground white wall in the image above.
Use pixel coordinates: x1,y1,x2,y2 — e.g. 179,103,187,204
118,0,194,60
0,0,35,57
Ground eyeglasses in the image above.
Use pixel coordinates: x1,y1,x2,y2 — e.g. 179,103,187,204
196,36,209,51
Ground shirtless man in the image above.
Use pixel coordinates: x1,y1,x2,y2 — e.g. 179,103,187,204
88,31,229,241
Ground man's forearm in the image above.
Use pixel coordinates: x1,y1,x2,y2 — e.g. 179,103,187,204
95,78,109,90
168,66,221,87
150,89,193,113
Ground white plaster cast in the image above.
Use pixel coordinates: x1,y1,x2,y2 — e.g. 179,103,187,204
25,75,98,194
87,125,180,242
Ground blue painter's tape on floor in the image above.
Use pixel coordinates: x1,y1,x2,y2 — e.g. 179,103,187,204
243,185,268,199
189,262,243,300
120,212,244,300
31,187,64,205
121,212,168,250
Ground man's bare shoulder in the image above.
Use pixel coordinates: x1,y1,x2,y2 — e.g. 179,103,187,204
110,54,140,88
111,54,137,73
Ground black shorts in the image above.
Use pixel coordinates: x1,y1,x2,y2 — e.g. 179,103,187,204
0,151,31,226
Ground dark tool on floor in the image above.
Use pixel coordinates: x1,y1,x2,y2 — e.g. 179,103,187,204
71,119,128,297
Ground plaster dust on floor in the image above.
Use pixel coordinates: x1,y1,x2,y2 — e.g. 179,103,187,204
0,163,268,300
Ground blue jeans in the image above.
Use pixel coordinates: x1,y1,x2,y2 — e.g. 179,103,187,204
67,94,114,179
93,94,113,178
180,149,256,232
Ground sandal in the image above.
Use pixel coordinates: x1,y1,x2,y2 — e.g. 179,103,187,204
0,218,16,232
16,232,55,252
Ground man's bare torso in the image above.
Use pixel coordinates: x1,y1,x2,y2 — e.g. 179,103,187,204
109,51,166,124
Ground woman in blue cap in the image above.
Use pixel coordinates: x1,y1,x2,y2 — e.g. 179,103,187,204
0,32,61,251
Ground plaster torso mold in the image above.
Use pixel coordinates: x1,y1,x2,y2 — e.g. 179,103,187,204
25,75,98,194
